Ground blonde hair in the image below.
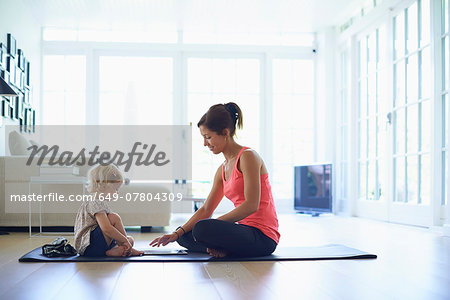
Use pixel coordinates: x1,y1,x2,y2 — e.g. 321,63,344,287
86,164,124,193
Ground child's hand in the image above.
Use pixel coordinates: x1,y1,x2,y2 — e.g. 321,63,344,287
149,233,178,247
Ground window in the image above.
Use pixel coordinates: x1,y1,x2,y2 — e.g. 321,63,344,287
187,58,260,196
272,59,315,200
183,31,315,46
41,34,316,210
43,28,178,43
42,55,86,125
99,56,173,125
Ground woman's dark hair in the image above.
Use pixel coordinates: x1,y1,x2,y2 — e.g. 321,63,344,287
197,102,243,137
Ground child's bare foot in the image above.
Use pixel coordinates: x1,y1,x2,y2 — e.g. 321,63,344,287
106,245,126,257
206,248,227,258
127,236,135,247
129,247,144,256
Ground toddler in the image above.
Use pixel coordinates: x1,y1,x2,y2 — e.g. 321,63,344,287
74,164,143,257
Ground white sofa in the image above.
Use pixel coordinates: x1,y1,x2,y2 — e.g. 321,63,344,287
0,131,172,228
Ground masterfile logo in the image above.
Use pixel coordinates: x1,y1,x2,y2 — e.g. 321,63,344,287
5,125,191,180
3,125,192,213
26,142,171,172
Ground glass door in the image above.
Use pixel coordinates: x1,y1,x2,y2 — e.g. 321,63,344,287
353,0,450,226
355,0,433,226
389,1,432,226
356,24,389,220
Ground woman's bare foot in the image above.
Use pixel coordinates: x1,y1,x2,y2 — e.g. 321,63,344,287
206,248,227,258
106,245,126,257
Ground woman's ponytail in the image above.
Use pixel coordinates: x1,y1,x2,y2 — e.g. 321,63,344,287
224,102,243,131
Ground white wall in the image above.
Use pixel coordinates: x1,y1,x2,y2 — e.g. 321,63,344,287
0,0,41,155
315,27,339,212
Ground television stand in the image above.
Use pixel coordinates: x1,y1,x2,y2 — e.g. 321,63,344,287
296,211,322,217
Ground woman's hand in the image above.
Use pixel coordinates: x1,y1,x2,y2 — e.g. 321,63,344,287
149,233,179,247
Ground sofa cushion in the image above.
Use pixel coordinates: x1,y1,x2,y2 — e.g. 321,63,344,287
9,130,31,155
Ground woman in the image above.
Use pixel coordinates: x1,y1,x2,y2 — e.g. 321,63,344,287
150,102,280,258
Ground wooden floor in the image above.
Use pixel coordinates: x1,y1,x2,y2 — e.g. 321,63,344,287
0,214,449,300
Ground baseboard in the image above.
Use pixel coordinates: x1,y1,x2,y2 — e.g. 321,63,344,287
0,226,74,232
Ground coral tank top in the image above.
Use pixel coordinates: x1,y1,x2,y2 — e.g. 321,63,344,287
222,147,280,244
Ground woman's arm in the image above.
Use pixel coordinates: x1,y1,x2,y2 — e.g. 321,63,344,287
174,166,225,236
217,151,261,223
150,166,225,247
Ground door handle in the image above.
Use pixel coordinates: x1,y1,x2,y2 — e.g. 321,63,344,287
386,112,392,125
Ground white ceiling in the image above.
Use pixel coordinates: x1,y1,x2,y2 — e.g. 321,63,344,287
22,0,365,33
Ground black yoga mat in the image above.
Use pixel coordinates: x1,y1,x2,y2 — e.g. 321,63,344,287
19,244,376,262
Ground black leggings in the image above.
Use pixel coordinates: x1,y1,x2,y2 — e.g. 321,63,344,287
177,219,277,257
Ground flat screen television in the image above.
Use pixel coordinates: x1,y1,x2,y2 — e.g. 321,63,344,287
294,163,332,216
